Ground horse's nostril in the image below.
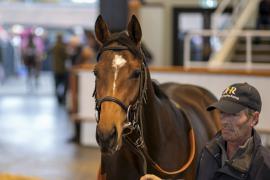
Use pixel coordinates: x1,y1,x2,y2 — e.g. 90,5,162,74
96,126,117,144
96,127,102,145
96,127,102,139
110,127,117,139
108,127,117,147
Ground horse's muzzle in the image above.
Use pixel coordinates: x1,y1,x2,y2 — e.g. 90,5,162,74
96,126,118,154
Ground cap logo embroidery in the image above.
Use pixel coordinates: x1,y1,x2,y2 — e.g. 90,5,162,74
222,86,239,100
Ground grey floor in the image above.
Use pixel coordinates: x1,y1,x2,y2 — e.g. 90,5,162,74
0,73,100,180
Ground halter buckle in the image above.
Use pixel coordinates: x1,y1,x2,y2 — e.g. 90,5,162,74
122,122,135,136
135,136,144,148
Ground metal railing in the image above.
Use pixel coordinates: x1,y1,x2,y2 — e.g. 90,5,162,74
184,30,270,69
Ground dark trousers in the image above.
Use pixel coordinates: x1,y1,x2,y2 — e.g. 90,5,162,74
54,73,68,104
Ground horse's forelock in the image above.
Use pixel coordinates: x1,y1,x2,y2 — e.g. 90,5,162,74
102,32,143,60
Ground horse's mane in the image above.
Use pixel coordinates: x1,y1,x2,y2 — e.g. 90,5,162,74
152,80,168,99
103,32,144,60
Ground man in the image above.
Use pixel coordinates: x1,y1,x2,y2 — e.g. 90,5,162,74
141,82,270,180
196,82,270,180
52,33,68,104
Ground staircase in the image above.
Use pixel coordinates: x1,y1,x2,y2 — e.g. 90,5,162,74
208,0,261,67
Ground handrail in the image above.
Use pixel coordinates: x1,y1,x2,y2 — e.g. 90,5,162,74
228,0,248,29
184,30,270,69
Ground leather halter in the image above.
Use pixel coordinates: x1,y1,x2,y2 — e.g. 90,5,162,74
96,96,128,112
94,45,147,136
94,44,195,177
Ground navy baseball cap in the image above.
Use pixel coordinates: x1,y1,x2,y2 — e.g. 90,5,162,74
207,83,262,113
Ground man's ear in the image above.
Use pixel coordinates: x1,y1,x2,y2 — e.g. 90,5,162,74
251,112,259,127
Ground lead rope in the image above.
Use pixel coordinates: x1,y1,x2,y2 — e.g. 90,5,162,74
140,98,196,176
142,129,195,175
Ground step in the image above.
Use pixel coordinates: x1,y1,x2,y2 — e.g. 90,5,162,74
235,44,270,52
231,54,270,63
238,37,270,44
235,50,270,56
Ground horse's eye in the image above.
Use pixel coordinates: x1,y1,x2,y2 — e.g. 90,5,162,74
130,69,141,79
93,69,99,77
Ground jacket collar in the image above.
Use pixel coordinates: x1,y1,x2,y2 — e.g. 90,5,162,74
206,129,261,155
206,129,262,175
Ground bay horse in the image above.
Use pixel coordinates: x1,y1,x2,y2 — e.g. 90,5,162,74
93,15,221,180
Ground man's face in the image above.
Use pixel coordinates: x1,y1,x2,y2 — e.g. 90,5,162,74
220,110,253,143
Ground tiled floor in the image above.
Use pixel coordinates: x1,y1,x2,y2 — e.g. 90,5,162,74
0,73,100,180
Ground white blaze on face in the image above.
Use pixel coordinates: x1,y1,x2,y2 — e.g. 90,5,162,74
112,55,127,94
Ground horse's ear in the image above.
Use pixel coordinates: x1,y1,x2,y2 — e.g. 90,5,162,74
128,15,142,45
95,15,111,44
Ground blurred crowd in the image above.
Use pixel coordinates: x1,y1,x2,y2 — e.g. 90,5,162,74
257,0,270,30
0,26,99,104
20,29,98,104
50,30,98,105
0,26,99,144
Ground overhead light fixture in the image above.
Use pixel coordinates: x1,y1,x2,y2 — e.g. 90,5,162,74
200,0,218,8
34,27,45,36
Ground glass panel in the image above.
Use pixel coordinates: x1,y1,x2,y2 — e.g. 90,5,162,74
178,13,204,62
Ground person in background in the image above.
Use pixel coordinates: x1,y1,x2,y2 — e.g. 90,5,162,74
22,33,42,89
85,30,99,54
74,31,98,66
257,0,270,30
67,31,99,143
67,35,82,66
52,33,68,105
141,83,270,180
0,43,4,84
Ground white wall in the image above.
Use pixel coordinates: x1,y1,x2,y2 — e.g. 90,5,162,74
150,71,270,130
0,3,98,28
139,6,164,66
145,0,200,6
141,0,202,66
76,69,270,146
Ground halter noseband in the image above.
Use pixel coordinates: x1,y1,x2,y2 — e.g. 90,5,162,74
95,96,128,112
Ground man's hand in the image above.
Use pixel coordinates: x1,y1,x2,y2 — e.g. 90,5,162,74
140,174,162,180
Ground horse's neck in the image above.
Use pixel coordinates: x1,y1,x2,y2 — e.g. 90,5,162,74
100,147,143,179
141,76,190,166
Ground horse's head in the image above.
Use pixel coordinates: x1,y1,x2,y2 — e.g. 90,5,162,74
94,15,147,154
